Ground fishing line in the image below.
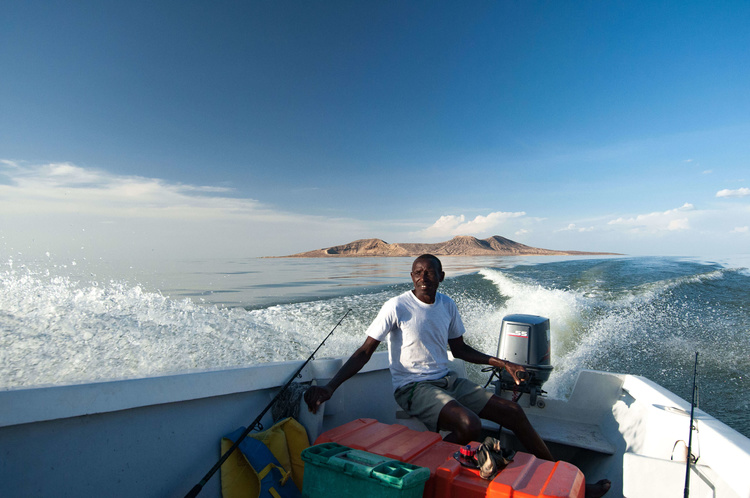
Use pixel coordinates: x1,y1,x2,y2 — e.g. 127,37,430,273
184,308,352,498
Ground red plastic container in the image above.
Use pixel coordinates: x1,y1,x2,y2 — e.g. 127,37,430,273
315,418,443,461
434,451,585,498
314,418,584,498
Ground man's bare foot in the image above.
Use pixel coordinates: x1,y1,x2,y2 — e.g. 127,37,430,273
585,479,611,498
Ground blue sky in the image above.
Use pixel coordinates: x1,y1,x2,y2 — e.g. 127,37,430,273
1,1,749,261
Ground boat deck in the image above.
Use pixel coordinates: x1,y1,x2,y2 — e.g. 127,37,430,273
484,414,616,455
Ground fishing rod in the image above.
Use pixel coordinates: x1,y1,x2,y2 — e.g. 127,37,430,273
185,308,352,498
684,351,699,498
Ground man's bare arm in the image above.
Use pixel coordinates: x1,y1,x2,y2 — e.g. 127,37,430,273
448,336,527,385
304,336,381,413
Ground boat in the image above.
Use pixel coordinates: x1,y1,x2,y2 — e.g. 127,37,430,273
2,315,749,498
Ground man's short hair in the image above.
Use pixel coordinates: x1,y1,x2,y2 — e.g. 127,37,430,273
414,254,443,273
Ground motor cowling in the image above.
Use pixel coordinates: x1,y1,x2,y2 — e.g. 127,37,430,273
494,314,553,406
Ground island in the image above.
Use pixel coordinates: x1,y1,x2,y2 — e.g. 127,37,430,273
274,235,620,258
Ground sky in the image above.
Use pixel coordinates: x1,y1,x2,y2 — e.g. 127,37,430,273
1,1,749,262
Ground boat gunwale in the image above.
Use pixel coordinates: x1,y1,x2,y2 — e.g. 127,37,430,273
0,352,390,428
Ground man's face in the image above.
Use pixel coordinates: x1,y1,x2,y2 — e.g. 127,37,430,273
410,258,444,301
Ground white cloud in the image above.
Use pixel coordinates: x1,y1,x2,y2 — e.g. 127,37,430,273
414,211,526,239
0,161,273,220
556,223,594,233
0,160,366,259
731,226,749,233
607,203,694,233
716,187,750,198
667,218,690,231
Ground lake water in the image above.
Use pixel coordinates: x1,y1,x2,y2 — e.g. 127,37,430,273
1,253,748,438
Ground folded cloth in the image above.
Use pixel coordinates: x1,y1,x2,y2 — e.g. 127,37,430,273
475,436,515,480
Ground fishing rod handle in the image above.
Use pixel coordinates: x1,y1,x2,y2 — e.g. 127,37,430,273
185,483,203,498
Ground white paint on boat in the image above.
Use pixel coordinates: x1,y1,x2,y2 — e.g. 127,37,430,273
1,352,748,497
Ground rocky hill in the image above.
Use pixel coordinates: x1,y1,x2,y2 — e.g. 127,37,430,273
277,235,619,257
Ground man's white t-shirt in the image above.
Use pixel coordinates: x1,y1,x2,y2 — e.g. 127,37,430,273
366,290,466,391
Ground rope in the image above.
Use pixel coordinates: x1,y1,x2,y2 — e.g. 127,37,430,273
271,381,310,422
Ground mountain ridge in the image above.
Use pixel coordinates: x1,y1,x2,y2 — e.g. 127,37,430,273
273,236,620,257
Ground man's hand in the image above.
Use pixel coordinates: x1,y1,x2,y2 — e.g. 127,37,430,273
503,361,529,385
304,385,333,414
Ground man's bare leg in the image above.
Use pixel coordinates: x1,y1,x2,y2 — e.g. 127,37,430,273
479,396,610,497
435,397,551,460
478,395,553,460
437,400,483,444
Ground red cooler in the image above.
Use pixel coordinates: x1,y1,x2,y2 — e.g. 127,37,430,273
314,418,584,498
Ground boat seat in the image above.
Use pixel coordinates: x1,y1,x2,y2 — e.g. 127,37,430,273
396,409,614,454
395,409,428,431
395,410,453,439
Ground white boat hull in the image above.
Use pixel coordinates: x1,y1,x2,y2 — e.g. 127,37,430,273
1,352,748,497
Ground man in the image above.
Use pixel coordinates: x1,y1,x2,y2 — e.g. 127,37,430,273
304,254,609,497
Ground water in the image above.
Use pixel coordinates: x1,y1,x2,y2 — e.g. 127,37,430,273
1,254,748,438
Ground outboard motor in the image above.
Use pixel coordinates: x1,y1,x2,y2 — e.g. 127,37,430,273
493,314,553,406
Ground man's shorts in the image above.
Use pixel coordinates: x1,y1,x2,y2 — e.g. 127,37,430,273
393,371,494,433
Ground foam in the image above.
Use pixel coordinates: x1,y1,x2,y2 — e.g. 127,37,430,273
2,254,748,445
471,265,749,403
0,264,390,389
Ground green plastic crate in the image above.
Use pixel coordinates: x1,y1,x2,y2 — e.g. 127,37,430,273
301,443,430,498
